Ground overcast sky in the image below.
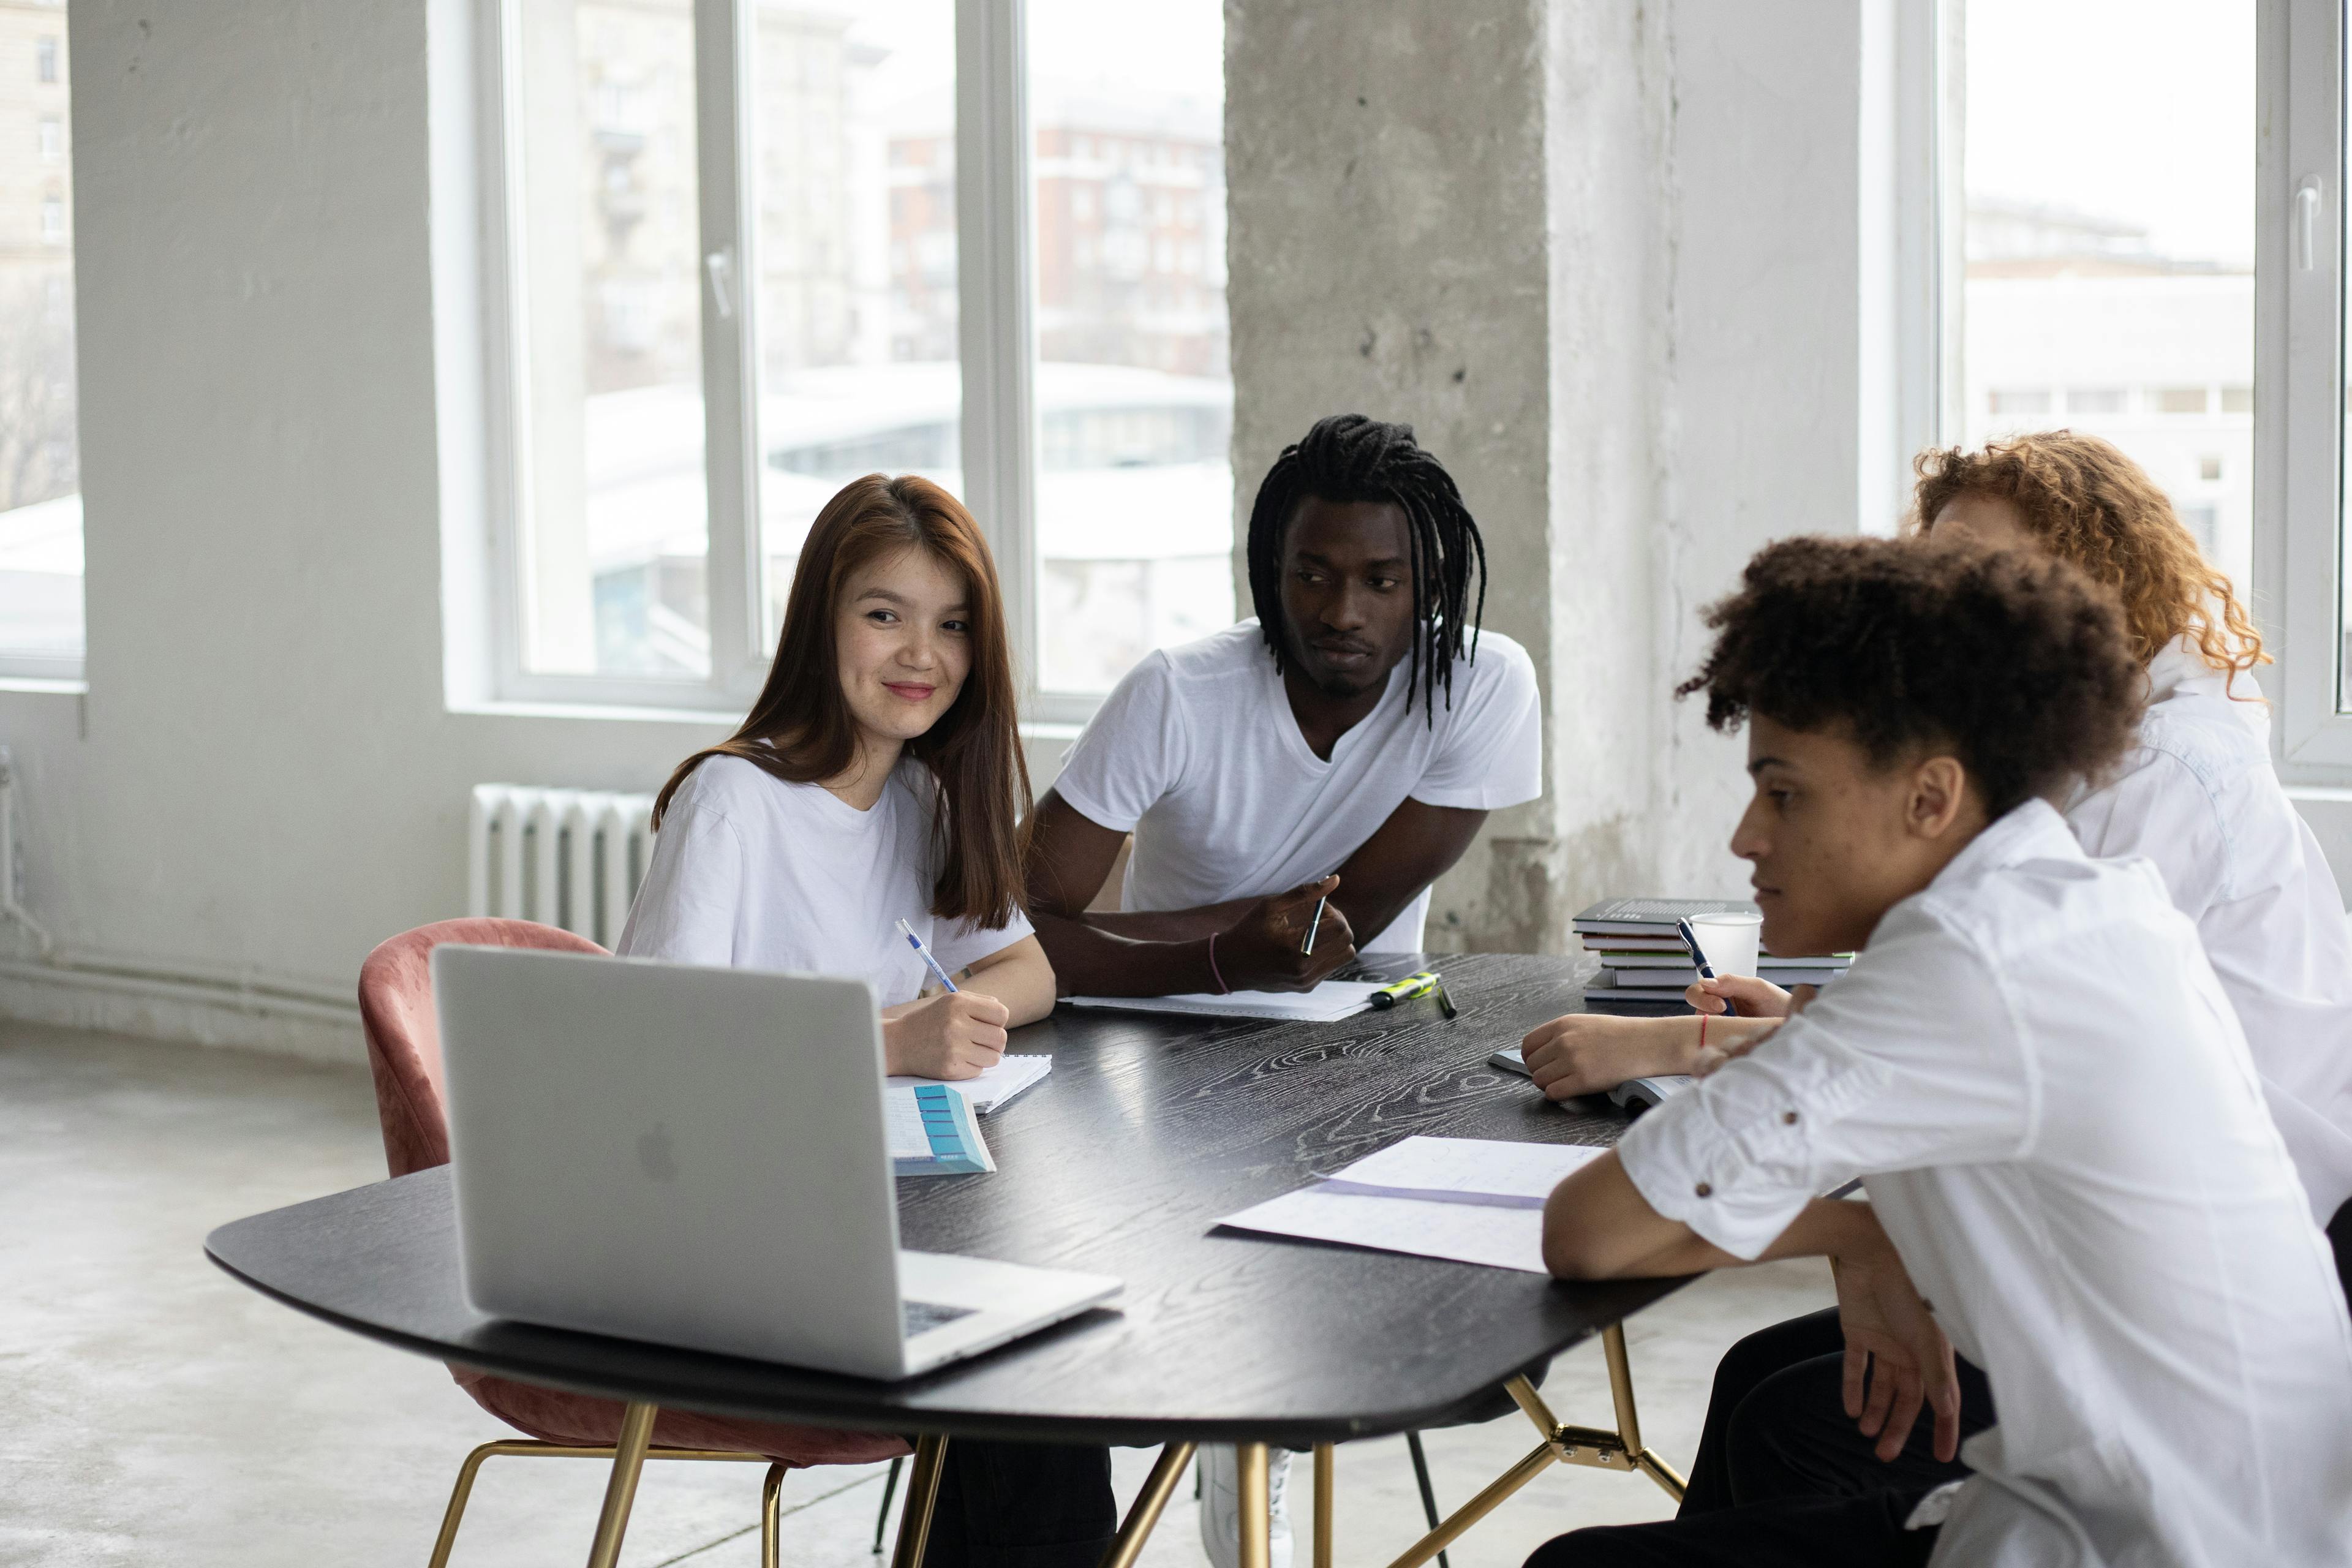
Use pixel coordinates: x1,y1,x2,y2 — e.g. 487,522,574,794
1965,0,2255,267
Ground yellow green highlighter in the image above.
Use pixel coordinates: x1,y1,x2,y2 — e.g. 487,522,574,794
1367,969,1457,1020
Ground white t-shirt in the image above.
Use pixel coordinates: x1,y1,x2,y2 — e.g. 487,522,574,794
1050,620,1543,952
2065,638,2352,1221
616,754,1033,1006
1620,801,2352,1568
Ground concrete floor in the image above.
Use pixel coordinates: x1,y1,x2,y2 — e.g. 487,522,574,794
0,1022,1833,1568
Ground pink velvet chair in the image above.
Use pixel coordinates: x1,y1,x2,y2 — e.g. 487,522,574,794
359,918,910,1568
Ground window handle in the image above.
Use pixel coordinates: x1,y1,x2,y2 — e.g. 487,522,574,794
704,247,736,319
2297,176,2323,271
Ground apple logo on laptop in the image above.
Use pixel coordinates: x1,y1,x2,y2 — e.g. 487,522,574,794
636,1122,679,1183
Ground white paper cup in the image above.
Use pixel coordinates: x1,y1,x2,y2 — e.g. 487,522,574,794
1687,911,1763,979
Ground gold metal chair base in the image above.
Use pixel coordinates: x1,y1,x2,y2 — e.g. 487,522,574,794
1379,1323,1687,1568
423,1405,790,1568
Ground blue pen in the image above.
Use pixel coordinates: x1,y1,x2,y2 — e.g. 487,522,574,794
897,918,960,994
1675,917,1741,1017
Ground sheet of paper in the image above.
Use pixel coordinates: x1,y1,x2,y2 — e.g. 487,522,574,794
1322,1136,1605,1208
1061,981,1383,1023
1216,1186,1551,1273
886,1054,1052,1115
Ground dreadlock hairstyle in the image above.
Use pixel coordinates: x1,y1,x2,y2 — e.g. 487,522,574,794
1244,413,1489,724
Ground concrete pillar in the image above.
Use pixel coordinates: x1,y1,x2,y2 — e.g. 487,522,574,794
1226,0,1676,952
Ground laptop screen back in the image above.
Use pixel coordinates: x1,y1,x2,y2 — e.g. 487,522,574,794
434,944,910,1378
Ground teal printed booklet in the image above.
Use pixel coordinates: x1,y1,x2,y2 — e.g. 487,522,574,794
887,1082,997,1177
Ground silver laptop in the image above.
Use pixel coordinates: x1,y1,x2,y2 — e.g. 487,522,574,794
432,944,1120,1380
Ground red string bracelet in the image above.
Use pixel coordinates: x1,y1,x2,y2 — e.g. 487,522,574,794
1207,932,1231,994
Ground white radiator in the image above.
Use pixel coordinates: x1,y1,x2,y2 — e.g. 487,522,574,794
467,785,658,948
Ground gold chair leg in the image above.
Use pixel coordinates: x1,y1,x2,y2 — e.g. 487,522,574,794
1098,1441,1198,1568
888,1434,949,1568
1235,1443,1272,1568
761,1462,787,1568
1602,1323,1687,1501
1312,1443,1334,1568
426,1441,506,1568
584,1401,659,1568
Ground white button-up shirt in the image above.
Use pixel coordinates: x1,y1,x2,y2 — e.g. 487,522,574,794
1619,801,2352,1568
2066,638,2352,1221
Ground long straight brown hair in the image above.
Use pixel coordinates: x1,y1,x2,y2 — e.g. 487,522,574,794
653,475,1031,928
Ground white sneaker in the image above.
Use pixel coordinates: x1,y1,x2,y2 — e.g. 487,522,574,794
1196,1444,1292,1568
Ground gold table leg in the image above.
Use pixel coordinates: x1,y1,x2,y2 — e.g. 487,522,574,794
1098,1441,1198,1568
1312,1443,1335,1568
1602,1323,1687,1501
583,1400,658,1568
888,1434,950,1568
1381,1327,1692,1568
1235,1442,1272,1568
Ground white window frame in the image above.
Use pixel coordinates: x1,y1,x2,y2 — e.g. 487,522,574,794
2255,0,2352,777
474,0,1106,723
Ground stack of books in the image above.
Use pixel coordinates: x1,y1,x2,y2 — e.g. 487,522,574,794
1574,897,1852,1016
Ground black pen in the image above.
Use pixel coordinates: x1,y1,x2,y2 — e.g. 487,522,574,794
1675,917,1740,1017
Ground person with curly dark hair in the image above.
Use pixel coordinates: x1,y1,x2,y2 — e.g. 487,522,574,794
1525,537,2352,1568
1593,435,2352,1556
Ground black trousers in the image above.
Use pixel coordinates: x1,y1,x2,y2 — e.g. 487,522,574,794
1525,1310,1995,1567
1527,1200,2352,1567
919,1439,1117,1568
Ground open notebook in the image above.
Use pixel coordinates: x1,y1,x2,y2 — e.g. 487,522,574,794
1061,981,1384,1024
886,1054,1052,1116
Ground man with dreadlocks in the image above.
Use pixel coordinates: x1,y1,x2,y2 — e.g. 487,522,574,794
1023,412,1539,1568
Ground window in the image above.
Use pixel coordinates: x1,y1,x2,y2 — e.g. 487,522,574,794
1028,0,1231,696
2266,0,2352,761
2065,386,2127,414
481,0,1231,714
0,26,80,680
1950,0,2253,606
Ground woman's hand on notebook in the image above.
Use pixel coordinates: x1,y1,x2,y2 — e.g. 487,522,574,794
1215,876,1359,992
883,989,1011,1080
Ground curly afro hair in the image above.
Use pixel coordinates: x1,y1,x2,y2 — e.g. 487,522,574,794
1676,536,2142,817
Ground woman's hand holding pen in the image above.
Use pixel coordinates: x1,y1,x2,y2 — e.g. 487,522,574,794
1216,875,1357,992
883,989,1011,1080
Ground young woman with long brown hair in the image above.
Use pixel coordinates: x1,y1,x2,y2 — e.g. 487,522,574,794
619,473,1052,1078
617,475,1114,1566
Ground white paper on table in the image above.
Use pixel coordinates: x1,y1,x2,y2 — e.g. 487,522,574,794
1060,981,1382,1023
1213,1137,1608,1272
886,1054,1052,1115
1318,1136,1606,1208
1216,1186,1552,1273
